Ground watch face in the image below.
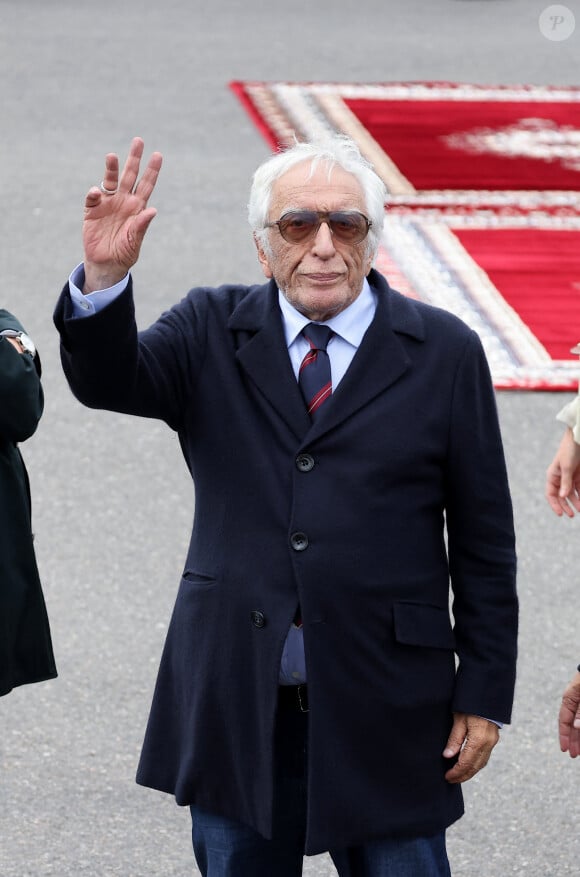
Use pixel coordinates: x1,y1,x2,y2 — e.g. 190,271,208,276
20,333,36,356
1,329,36,357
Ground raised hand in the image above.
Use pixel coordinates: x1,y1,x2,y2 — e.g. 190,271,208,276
82,137,163,293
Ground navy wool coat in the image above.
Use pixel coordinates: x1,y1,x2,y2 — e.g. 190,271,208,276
54,269,518,855
0,310,57,696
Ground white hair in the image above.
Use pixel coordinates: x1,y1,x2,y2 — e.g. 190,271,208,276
248,134,387,259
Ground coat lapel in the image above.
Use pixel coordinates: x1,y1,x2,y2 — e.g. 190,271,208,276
228,280,311,439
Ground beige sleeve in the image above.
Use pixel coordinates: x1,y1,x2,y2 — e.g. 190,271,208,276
557,395,580,443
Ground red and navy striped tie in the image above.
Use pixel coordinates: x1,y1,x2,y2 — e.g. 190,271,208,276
299,323,334,420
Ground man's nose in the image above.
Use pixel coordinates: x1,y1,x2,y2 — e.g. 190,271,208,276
311,220,336,255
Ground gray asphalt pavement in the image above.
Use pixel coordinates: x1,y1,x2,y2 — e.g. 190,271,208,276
1,1,579,874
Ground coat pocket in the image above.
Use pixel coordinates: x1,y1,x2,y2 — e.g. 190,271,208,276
393,601,455,650
180,569,218,591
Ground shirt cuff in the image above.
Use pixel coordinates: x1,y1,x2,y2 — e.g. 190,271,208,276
68,263,130,317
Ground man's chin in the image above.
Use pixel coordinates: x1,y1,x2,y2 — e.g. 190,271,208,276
289,286,354,321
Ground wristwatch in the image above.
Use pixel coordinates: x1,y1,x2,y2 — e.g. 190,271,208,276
0,328,36,357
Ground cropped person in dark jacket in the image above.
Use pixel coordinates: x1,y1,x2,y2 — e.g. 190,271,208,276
0,310,56,696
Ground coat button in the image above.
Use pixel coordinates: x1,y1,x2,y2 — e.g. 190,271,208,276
250,610,266,628
290,532,309,551
296,453,315,472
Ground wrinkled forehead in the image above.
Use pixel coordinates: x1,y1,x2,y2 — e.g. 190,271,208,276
271,159,366,213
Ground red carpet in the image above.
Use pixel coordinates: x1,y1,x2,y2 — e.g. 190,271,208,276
230,81,580,389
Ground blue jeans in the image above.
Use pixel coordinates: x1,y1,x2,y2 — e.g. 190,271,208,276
190,691,451,876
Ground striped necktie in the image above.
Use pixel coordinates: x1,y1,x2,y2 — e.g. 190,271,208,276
299,323,334,420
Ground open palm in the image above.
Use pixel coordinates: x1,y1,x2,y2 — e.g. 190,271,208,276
82,137,163,291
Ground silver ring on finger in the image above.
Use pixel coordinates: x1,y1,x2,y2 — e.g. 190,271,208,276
99,181,118,195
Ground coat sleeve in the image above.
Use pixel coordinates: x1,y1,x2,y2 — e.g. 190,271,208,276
0,322,43,443
53,279,208,432
445,330,518,723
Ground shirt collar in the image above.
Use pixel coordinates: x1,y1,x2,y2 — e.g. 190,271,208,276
278,278,377,349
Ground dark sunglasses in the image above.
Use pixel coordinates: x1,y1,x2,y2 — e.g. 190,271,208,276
265,210,372,245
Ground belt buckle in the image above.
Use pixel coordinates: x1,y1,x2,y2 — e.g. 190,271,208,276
297,684,309,713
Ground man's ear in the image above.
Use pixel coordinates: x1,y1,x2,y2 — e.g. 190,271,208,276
254,234,273,279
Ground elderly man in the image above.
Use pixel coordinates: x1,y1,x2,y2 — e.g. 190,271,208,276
54,135,518,876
